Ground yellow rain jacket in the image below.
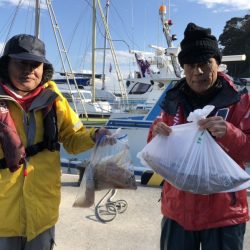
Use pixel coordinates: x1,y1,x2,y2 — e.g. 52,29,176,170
0,81,96,241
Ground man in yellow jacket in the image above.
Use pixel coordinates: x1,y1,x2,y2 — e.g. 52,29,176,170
0,34,114,250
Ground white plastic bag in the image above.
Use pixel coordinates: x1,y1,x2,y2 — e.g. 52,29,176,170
137,105,250,194
73,129,137,208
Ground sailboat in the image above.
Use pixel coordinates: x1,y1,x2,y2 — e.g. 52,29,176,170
58,2,181,172
104,4,248,170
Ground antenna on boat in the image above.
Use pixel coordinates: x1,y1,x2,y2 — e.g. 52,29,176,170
159,4,182,78
168,0,171,21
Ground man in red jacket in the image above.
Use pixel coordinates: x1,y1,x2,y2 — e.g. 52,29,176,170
148,23,250,250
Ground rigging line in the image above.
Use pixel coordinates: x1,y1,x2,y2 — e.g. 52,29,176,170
24,0,31,34
24,0,33,35
80,0,131,75
80,0,107,71
1,0,23,55
76,2,92,71
168,0,171,20
0,3,22,38
130,0,134,52
82,0,128,57
69,21,82,50
29,0,35,35
52,1,86,71
157,0,164,67
64,14,82,68
157,8,160,52
82,0,132,52
82,0,103,34
81,0,107,41
111,39,132,74
158,0,165,47
80,34,91,70
109,0,140,50
79,17,92,70
143,3,148,51
66,2,88,53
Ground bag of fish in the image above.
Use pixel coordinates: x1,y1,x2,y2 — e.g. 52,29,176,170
137,105,250,194
73,129,137,208
93,129,137,191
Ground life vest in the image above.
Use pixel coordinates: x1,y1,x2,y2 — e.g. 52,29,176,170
0,100,60,172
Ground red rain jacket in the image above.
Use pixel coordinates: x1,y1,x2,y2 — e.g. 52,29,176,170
148,75,250,230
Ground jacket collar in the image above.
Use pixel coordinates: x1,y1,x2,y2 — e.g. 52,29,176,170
160,73,241,117
0,82,58,111
28,88,58,111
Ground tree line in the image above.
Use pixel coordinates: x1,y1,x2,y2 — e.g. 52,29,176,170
219,14,250,77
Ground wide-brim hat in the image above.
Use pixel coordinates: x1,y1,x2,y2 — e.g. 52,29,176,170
0,34,51,65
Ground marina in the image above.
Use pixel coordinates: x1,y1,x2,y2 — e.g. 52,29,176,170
0,1,250,249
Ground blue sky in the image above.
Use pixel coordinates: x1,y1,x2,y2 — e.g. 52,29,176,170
0,0,249,77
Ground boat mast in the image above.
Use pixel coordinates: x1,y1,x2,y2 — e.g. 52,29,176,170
101,0,110,90
97,0,128,101
35,0,40,38
159,4,181,78
92,0,97,102
46,0,89,118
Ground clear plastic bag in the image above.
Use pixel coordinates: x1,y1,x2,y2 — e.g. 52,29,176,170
73,164,95,207
73,129,137,208
93,135,137,191
137,105,250,194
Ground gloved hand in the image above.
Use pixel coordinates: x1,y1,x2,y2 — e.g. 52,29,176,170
94,127,117,146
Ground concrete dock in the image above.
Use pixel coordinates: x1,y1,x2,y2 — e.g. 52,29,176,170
55,173,250,250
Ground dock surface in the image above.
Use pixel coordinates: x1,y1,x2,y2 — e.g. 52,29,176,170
55,173,250,250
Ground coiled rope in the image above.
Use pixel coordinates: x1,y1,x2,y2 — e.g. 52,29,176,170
95,188,127,223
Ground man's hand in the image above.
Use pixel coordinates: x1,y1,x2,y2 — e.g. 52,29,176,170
152,122,172,137
198,116,227,138
94,127,117,145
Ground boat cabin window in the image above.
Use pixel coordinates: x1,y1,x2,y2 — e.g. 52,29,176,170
129,82,151,95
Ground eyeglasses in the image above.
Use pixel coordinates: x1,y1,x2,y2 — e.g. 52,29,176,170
185,61,213,71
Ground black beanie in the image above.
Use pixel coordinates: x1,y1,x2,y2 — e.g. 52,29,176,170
178,23,222,67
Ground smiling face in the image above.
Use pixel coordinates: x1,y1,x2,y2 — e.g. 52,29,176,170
8,58,44,95
184,58,219,94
